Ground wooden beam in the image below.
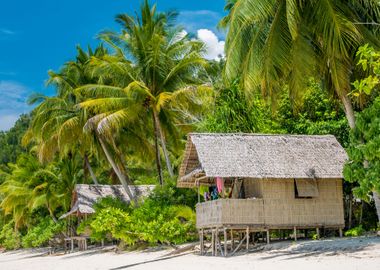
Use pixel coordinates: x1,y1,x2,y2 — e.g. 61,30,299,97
294,227,297,241
215,228,219,256
266,230,270,244
316,227,320,239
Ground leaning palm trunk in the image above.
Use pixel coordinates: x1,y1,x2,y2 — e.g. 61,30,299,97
153,110,174,178
373,192,380,224
341,94,356,129
153,112,164,185
84,154,99,185
98,136,137,205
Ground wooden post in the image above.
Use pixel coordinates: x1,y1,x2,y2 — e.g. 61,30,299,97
339,228,343,238
293,227,297,241
224,228,227,257
246,227,249,251
230,229,234,250
316,228,320,239
71,238,74,252
215,228,219,256
266,230,270,244
211,229,215,256
200,229,204,255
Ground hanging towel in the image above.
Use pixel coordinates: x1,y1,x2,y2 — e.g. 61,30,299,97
216,177,224,193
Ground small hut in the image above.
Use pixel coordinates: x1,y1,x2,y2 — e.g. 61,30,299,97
60,184,155,219
177,133,348,256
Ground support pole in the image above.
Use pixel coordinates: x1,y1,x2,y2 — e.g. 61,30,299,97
293,227,297,241
200,229,204,255
266,230,270,244
211,229,215,256
230,229,234,250
215,228,219,256
339,228,343,238
224,227,227,257
316,228,320,239
246,227,250,251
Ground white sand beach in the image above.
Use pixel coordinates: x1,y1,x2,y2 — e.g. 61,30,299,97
0,236,379,270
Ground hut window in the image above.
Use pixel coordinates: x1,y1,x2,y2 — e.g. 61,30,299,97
294,179,319,198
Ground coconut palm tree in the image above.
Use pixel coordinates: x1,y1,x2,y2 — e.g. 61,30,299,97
223,0,380,129
25,46,139,203
76,0,210,185
0,154,78,228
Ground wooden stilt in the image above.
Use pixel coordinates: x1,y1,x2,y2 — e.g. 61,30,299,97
316,228,320,239
339,228,343,238
266,230,270,244
293,227,297,241
246,227,249,251
230,229,234,250
215,228,219,256
224,228,227,257
200,229,204,255
211,229,215,256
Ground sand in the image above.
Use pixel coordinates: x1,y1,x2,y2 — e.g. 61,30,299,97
0,236,379,270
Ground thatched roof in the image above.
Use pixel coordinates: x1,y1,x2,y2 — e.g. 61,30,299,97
60,184,155,219
178,133,348,187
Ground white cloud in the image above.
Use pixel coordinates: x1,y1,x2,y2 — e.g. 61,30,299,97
0,81,31,131
178,10,223,35
197,29,225,61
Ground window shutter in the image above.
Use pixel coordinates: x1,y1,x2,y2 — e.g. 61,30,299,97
295,179,319,197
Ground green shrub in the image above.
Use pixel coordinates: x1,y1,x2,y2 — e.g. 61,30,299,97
80,184,197,246
345,225,365,237
0,222,21,250
21,218,65,248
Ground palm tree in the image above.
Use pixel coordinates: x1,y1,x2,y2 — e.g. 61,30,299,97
223,0,380,129
0,154,78,228
24,46,140,204
77,0,209,185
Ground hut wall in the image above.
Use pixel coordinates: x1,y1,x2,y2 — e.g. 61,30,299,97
260,178,344,227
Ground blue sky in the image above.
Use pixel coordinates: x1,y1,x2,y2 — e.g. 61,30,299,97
0,0,226,131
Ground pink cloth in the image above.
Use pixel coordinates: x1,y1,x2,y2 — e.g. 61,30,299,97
216,177,224,193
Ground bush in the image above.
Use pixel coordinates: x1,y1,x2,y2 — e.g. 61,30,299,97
21,218,65,248
0,222,21,250
80,183,198,246
345,225,365,237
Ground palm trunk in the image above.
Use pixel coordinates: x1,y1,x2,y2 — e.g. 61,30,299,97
153,110,174,178
84,154,99,185
341,94,356,129
98,136,137,205
153,112,164,186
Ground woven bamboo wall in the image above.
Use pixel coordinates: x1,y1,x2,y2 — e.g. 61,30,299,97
260,178,344,227
195,178,344,229
196,199,264,228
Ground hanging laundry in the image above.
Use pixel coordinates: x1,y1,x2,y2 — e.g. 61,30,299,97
216,177,224,193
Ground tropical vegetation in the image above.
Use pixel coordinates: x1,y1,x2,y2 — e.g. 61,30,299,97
1,0,380,250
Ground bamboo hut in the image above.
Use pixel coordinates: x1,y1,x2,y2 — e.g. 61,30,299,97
177,133,348,256
60,184,155,219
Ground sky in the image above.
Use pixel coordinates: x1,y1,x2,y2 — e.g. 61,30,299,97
0,0,226,131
